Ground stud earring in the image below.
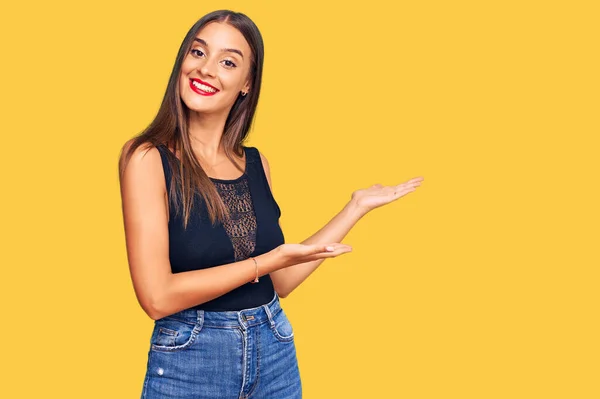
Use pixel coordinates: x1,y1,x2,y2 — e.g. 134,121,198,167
241,91,248,96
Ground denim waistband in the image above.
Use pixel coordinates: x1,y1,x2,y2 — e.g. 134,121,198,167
162,291,282,329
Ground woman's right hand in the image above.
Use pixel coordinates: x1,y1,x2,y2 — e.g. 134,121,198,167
273,243,353,269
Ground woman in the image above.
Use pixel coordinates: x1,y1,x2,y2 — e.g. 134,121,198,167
119,9,423,399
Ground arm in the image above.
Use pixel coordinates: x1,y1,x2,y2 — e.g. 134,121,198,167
260,151,366,298
119,140,280,320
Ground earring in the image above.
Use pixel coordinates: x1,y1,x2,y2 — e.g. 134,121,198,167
241,91,248,96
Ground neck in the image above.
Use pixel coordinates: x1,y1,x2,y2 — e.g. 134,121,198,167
187,109,229,163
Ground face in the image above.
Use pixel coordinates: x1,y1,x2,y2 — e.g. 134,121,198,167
179,22,253,116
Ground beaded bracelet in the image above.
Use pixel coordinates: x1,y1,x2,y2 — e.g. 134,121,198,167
250,257,259,283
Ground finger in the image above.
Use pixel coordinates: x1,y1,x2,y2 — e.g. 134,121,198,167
316,244,352,253
328,244,352,252
327,246,353,256
306,247,353,262
316,244,337,253
327,243,352,251
389,186,417,199
398,178,423,187
396,181,421,190
402,179,421,187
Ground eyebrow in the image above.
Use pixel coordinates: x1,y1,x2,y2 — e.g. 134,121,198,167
193,38,244,59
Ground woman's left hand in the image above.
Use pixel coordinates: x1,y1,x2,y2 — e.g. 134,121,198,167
350,176,424,215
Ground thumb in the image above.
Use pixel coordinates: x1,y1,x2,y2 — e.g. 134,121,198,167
308,244,335,254
321,244,335,252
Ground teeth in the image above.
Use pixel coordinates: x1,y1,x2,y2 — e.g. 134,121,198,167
192,80,217,93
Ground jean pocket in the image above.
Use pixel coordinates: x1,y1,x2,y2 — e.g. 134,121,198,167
150,316,203,352
269,308,294,343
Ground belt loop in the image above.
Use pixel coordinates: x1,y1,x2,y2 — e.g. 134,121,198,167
263,304,275,327
195,310,204,328
237,311,248,330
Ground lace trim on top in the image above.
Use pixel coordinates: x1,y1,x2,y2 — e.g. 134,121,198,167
214,177,257,261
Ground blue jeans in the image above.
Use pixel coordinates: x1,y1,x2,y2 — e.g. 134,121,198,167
140,291,302,398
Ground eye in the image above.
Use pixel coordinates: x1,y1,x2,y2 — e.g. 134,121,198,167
190,49,205,57
222,59,237,68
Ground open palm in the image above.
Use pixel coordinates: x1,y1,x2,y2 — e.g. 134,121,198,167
276,243,352,268
351,176,424,214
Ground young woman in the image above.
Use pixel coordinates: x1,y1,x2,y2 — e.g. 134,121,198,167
118,9,423,399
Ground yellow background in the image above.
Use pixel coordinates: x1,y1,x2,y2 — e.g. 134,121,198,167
1,0,598,397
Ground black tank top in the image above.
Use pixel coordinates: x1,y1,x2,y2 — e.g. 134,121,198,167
156,144,285,311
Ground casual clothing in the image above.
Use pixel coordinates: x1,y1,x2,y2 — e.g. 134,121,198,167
141,291,301,399
139,144,301,398
155,144,284,311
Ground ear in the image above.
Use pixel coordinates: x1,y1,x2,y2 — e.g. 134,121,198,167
242,74,252,94
242,81,251,94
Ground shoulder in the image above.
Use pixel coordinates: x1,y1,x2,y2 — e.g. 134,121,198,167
244,146,271,173
123,138,163,161
258,149,270,172
119,139,164,190
247,147,273,190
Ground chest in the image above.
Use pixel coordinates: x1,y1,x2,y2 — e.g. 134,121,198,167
166,176,285,273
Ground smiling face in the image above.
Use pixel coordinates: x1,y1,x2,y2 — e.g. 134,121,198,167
179,22,253,116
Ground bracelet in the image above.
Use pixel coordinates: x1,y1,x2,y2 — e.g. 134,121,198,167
250,257,259,283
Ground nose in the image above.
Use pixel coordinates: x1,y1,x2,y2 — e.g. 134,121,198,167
199,59,217,78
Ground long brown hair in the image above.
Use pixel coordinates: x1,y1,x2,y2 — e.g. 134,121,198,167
119,10,264,229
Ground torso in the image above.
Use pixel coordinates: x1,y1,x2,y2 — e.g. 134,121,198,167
154,143,284,311
161,145,247,221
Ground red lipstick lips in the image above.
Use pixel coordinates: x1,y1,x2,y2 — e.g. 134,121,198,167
189,78,219,96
